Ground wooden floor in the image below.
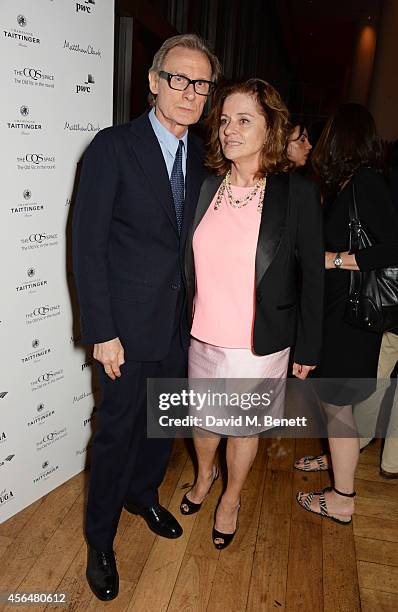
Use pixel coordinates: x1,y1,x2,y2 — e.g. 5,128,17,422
1,438,397,612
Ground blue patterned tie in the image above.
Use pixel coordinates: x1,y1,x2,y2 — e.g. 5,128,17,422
170,140,185,234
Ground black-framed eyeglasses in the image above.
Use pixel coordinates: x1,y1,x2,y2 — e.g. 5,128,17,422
158,71,215,96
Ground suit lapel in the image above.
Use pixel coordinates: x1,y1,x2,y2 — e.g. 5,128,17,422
255,173,290,287
128,113,178,234
180,134,205,245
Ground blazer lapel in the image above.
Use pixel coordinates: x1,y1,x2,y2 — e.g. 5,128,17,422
255,173,290,287
128,114,178,235
185,174,223,283
192,174,224,232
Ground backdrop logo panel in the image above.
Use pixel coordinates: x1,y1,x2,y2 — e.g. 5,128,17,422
3,14,41,46
64,40,102,58
0,0,114,523
75,1,97,15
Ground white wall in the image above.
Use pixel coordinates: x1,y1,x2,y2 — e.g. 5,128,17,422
0,0,114,523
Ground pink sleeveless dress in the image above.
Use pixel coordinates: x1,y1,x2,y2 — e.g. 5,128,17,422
189,183,290,435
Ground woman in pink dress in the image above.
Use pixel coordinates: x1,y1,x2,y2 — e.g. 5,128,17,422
180,79,324,548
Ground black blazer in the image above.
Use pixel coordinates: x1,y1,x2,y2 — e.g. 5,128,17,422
185,172,324,365
72,112,206,361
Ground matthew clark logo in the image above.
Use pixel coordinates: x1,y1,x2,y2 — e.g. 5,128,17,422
75,0,96,14
20,232,59,251
16,153,56,171
64,121,100,133
16,268,48,295
3,15,40,47
64,39,101,58
11,189,45,217
13,66,55,89
7,105,42,134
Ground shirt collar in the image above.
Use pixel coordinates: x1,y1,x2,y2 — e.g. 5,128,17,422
149,107,188,157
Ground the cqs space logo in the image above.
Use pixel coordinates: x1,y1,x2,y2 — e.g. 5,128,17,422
20,338,52,365
16,267,48,295
26,303,61,326
64,39,101,58
16,152,56,171
11,188,45,217
7,105,42,134
13,66,55,90
75,0,96,14
20,231,59,252
3,14,40,47
27,402,56,427
30,368,64,392
36,427,67,451
33,459,59,484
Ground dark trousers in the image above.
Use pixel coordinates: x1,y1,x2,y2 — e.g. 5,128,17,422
85,316,187,552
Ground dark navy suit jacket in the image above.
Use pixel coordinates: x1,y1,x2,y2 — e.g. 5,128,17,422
72,112,206,361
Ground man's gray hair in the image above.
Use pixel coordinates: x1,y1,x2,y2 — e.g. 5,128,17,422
149,33,221,83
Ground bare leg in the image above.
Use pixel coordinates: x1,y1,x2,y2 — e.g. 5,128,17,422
214,436,258,544
185,429,221,504
299,403,358,519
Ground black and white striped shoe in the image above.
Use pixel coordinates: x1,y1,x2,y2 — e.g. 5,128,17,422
294,454,330,472
296,486,355,525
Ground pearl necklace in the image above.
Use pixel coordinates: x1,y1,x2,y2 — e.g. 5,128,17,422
214,170,266,213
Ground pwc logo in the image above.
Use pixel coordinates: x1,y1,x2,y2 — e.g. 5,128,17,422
76,74,95,94
76,0,95,14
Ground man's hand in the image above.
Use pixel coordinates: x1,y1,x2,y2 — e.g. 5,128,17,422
93,337,125,380
292,362,316,380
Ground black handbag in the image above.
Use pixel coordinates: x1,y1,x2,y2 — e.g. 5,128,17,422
345,182,398,333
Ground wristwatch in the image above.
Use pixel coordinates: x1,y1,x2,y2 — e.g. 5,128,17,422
333,252,343,268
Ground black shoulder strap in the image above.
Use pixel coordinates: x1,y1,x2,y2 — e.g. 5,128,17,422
349,181,359,223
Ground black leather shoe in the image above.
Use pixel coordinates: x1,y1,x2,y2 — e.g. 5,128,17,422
124,501,183,539
86,546,119,601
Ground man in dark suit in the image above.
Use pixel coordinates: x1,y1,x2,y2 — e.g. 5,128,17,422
73,34,221,601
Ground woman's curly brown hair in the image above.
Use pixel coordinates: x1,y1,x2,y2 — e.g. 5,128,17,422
311,103,384,197
205,78,291,177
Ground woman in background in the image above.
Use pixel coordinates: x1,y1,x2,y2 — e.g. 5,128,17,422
295,103,398,524
286,123,312,168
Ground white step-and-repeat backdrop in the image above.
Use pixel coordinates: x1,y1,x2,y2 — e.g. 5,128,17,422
0,0,114,523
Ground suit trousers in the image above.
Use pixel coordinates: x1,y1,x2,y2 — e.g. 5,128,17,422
354,331,398,472
85,303,187,552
